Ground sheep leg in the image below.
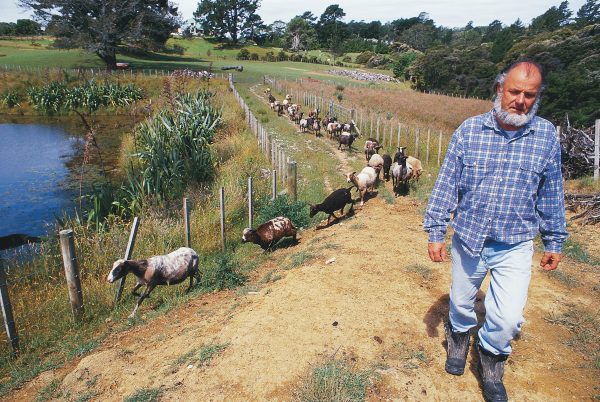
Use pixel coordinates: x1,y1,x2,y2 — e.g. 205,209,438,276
131,282,143,297
129,284,156,319
186,274,194,293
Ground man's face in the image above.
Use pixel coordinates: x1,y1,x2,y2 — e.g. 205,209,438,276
498,64,542,116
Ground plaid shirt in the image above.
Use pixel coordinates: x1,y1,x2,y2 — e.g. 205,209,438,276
424,110,568,257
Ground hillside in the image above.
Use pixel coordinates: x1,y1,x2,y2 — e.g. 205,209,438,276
4,131,598,401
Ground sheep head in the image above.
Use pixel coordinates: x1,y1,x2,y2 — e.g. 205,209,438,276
107,259,127,283
308,204,318,217
242,228,259,244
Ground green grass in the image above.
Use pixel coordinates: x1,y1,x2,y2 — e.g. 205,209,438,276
293,359,375,402
286,251,317,269
35,379,63,402
561,238,600,266
123,387,162,402
198,343,229,364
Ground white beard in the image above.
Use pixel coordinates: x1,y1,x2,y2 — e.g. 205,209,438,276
494,92,540,128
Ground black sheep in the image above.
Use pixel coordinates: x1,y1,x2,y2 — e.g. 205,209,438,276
382,154,392,181
309,187,354,225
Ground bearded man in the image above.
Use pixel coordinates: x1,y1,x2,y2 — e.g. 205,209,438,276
423,60,568,402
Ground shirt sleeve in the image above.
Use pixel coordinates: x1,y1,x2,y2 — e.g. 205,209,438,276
537,140,569,253
423,125,463,243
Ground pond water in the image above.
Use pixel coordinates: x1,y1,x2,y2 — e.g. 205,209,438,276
0,123,80,237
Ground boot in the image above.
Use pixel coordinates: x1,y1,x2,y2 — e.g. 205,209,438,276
477,344,509,402
444,321,470,375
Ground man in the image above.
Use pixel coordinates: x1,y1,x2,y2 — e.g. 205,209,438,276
424,60,568,402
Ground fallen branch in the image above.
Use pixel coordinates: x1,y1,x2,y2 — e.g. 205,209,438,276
565,192,600,225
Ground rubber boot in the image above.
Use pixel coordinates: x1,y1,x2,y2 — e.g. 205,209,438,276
444,321,470,375
477,344,509,402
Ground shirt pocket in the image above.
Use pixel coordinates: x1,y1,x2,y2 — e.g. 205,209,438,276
459,157,488,192
517,161,545,191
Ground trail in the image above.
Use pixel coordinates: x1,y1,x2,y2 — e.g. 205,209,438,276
6,87,599,402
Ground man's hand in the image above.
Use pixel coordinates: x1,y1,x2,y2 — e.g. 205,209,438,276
540,252,561,271
428,242,447,262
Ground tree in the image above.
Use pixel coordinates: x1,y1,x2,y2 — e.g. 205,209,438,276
530,1,573,32
20,0,179,69
482,20,503,43
194,0,259,44
317,4,348,51
285,17,318,51
575,0,600,25
15,19,41,35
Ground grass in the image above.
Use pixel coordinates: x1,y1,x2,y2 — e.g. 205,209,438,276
123,387,162,402
293,359,375,402
544,307,600,369
286,251,317,269
404,264,433,280
561,238,600,266
35,379,62,402
198,343,229,364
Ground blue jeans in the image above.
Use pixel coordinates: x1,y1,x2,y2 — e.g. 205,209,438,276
449,234,534,355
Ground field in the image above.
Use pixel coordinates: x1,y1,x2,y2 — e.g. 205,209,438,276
1,37,599,401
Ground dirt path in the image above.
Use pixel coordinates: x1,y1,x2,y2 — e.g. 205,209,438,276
7,88,598,402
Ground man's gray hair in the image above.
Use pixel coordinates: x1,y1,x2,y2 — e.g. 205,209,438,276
492,60,546,99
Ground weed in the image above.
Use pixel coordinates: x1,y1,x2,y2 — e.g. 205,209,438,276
562,238,600,265
378,187,396,204
404,264,432,280
123,387,162,402
35,379,62,402
286,251,317,269
257,195,309,229
349,222,366,230
74,391,98,402
547,270,580,288
260,270,282,283
293,359,374,402
200,251,246,291
236,285,260,296
199,343,229,364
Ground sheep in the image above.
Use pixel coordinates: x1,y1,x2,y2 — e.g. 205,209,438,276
382,154,392,181
342,122,355,133
393,146,407,163
310,118,321,136
299,117,309,132
268,94,276,104
391,155,414,196
327,122,341,139
309,187,354,225
368,153,384,180
407,156,423,181
346,166,378,206
364,138,382,161
242,216,298,250
338,131,358,151
107,247,199,318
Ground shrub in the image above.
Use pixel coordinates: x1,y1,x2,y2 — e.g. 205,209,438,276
2,90,21,108
257,195,309,229
355,51,375,65
236,48,250,60
277,50,287,61
200,251,246,291
342,56,351,63
250,52,259,61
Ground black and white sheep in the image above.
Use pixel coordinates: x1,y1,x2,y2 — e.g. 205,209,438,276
107,247,199,318
391,155,414,196
364,138,382,161
346,166,378,206
242,216,298,250
309,187,354,225
338,131,358,151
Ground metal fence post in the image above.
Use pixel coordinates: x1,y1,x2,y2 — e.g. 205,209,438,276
248,177,253,228
0,259,19,358
114,217,140,304
183,198,191,248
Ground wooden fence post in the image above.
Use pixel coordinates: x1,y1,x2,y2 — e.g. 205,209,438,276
376,117,380,141
426,129,431,165
287,161,297,202
59,229,84,321
248,177,253,228
397,123,401,148
183,198,191,248
0,259,19,358
220,187,226,251
272,170,277,200
437,131,443,166
594,119,599,181
415,128,420,158
114,217,140,304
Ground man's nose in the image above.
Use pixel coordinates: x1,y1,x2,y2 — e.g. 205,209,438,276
515,93,526,104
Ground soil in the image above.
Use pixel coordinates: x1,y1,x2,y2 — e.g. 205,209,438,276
5,90,599,402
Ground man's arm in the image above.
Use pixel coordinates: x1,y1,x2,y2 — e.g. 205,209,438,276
536,140,568,270
424,126,463,261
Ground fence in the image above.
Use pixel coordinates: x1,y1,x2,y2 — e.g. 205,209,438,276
265,75,448,167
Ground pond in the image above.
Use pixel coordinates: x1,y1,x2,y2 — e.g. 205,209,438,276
0,116,136,239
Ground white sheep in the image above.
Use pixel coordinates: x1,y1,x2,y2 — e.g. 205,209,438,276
368,153,384,179
346,166,377,206
407,156,423,181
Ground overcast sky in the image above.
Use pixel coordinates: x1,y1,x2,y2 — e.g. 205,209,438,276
2,0,587,28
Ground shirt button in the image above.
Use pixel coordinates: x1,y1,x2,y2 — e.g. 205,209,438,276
499,178,503,182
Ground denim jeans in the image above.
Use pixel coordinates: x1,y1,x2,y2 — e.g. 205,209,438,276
449,233,534,355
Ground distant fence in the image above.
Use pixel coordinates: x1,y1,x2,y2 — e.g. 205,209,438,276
265,75,449,167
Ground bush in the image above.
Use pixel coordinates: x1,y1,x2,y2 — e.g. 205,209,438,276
200,251,246,291
257,195,309,229
236,48,250,60
250,52,259,61
341,56,351,63
277,50,287,61
355,51,375,65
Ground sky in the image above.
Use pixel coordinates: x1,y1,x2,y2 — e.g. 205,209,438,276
1,0,587,28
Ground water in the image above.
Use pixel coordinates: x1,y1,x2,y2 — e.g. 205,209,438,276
0,123,80,237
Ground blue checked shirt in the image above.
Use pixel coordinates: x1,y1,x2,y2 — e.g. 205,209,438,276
424,110,568,257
